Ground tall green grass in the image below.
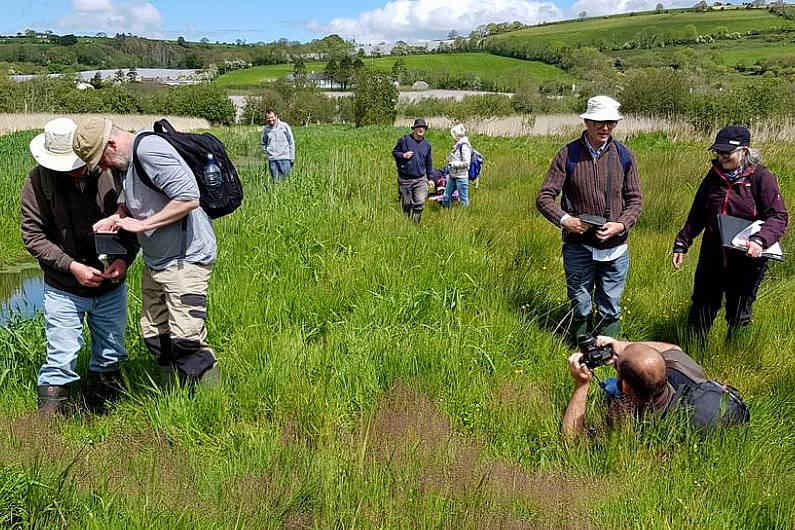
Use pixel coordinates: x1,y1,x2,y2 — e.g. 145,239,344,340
0,125,793,528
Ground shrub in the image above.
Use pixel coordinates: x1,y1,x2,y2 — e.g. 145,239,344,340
352,69,398,127
444,94,514,122
163,83,235,125
620,68,691,118
0,78,234,124
241,79,337,126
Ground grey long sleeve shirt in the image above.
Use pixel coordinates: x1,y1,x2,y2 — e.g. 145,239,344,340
261,121,295,162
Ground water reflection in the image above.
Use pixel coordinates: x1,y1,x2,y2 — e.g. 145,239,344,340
0,262,45,327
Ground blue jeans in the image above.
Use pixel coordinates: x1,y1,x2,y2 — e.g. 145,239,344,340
442,177,469,207
269,159,292,183
562,243,629,338
38,284,128,386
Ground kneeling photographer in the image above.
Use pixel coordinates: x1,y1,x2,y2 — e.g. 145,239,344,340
561,335,749,439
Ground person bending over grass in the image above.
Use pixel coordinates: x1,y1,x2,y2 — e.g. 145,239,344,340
72,117,220,390
562,336,749,439
22,118,139,415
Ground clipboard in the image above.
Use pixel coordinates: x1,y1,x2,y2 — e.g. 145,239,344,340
717,214,784,261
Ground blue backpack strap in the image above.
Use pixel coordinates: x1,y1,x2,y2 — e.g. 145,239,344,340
563,139,581,213
565,139,580,182
567,139,631,179
614,140,633,177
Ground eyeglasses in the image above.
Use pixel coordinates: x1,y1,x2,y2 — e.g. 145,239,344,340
587,120,618,128
713,149,737,157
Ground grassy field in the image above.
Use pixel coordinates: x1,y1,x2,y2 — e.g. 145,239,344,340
1,124,795,528
485,8,795,52
214,52,574,89
613,38,795,68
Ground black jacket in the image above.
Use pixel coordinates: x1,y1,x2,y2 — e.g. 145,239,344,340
20,166,139,297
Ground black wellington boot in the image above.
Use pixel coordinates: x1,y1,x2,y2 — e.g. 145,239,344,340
37,384,69,416
83,370,124,413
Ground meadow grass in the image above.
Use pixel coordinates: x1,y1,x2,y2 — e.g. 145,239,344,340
214,53,573,89
0,124,794,528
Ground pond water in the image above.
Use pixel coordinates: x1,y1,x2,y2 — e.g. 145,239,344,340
0,261,45,327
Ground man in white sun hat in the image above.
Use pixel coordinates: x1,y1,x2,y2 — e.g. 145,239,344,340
21,117,139,415
536,96,643,341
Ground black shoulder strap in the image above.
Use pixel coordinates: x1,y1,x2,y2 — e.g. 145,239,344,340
131,129,188,259
747,167,764,217
38,167,54,201
132,132,163,194
666,366,698,411
154,119,176,134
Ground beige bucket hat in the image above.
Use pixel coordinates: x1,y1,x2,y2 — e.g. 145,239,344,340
29,118,86,172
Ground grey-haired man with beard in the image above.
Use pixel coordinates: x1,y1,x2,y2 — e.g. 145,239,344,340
73,117,219,389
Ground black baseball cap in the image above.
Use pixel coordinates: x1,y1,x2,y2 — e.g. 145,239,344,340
709,125,750,152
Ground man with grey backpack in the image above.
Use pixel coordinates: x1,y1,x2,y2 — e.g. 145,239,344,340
562,335,749,439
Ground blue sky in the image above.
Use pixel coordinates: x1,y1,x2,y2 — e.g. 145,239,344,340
3,0,696,44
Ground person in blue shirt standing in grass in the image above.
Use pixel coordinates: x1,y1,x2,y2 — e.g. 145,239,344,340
261,110,295,184
393,118,433,224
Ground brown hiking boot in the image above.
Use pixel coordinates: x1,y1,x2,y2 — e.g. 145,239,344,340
37,385,69,416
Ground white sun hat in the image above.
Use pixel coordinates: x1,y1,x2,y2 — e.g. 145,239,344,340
450,123,466,139
580,95,623,122
29,118,86,172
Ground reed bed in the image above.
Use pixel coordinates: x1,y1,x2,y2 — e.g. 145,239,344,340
0,113,210,135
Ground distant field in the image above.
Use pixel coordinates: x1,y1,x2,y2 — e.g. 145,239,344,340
614,40,795,68
485,9,795,52
215,61,327,86
215,53,574,89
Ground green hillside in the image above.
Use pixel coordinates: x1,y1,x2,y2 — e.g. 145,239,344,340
484,8,795,53
613,36,795,68
215,53,574,90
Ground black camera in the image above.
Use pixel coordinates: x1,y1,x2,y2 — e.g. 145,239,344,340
579,214,607,228
577,334,614,370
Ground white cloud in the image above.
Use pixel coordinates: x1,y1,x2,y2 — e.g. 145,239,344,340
73,0,113,12
57,0,162,36
307,0,566,43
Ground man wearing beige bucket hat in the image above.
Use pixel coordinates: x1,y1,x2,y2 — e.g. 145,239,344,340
536,96,643,341
72,117,219,389
21,117,139,415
